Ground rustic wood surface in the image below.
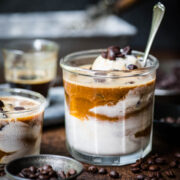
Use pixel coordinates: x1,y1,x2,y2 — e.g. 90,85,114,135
41,124,180,180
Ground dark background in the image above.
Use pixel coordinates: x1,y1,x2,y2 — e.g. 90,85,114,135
0,0,179,50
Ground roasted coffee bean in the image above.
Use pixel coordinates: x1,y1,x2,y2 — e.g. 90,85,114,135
67,168,77,176
146,158,155,165
109,170,119,178
148,165,160,171
169,160,178,168
127,64,138,70
150,153,159,159
108,46,120,54
140,163,149,170
88,166,98,173
130,159,142,168
101,51,108,58
98,168,107,174
107,49,116,60
165,117,175,124
153,171,162,178
164,169,176,178
122,46,132,55
155,157,166,164
14,106,25,111
0,100,4,107
144,177,150,180
50,178,57,180
29,166,36,173
57,170,66,179
131,167,141,173
174,152,180,158
136,174,145,180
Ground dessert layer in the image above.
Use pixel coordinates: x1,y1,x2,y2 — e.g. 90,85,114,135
65,102,153,155
64,78,155,121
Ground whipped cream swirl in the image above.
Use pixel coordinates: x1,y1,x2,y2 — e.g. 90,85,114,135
92,46,143,71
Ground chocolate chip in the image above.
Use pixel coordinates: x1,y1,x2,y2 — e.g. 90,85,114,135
109,170,119,178
164,169,176,178
127,64,138,70
169,160,178,168
0,100,4,108
98,168,107,174
88,166,98,174
155,157,166,164
148,165,160,171
101,51,108,58
131,167,141,173
14,106,25,111
136,174,145,180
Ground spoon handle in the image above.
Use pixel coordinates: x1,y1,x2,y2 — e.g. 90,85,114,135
143,2,165,66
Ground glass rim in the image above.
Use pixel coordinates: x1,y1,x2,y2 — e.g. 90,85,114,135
0,88,46,115
60,49,159,78
2,39,59,55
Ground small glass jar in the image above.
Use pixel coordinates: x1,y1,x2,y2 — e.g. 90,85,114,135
2,39,59,99
0,88,46,164
60,49,159,166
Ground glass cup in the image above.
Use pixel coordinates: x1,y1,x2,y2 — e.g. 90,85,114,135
60,49,159,166
0,88,46,164
2,39,59,99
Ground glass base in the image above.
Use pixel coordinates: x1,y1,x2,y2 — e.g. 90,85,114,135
66,142,152,166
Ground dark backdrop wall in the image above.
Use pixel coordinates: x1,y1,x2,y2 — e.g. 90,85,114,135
0,0,179,50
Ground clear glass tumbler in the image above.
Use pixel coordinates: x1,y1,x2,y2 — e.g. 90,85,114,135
0,88,46,164
2,39,59,99
60,49,159,166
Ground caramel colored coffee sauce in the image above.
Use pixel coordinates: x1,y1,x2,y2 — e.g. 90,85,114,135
64,79,155,121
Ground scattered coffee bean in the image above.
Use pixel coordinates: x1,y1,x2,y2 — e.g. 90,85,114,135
98,168,107,174
164,169,176,178
67,168,77,177
0,100,4,107
88,166,98,174
153,171,162,178
17,164,77,180
136,174,145,180
0,164,5,177
140,163,149,170
144,177,150,180
127,64,138,70
174,152,180,158
169,160,178,168
148,165,160,171
109,170,119,178
146,158,155,165
165,117,176,124
14,106,25,111
57,170,66,179
155,157,166,164
131,167,141,173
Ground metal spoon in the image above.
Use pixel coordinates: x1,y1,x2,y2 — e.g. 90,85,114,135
143,2,165,67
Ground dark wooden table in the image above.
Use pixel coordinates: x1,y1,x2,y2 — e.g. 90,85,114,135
41,124,180,180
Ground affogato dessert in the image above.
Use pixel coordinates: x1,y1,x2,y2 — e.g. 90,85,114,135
0,89,45,164
61,46,158,165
